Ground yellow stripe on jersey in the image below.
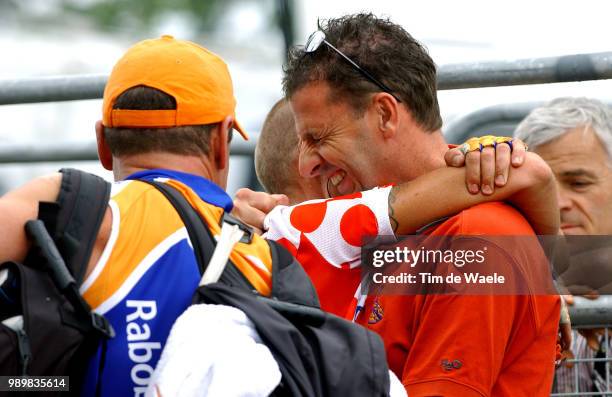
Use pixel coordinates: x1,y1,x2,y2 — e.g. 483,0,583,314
83,181,185,309
165,180,273,296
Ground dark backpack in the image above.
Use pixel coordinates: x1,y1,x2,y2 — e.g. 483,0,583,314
0,169,114,396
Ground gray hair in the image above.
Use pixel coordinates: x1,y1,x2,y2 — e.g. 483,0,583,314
514,97,612,162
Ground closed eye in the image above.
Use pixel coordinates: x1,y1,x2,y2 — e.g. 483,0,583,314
566,179,594,191
303,133,322,146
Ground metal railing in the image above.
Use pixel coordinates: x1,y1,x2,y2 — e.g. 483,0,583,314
552,326,612,396
437,51,612,90
1,51,612,163
558,298,612,396
2,51,612,105
0,140,257,164
443,101,545,144
569,297,612,328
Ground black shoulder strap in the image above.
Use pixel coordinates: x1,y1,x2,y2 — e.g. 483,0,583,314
24,220,115,339
145,181,215,271
144,181,256,292
33,169,111,285
268,240,319,307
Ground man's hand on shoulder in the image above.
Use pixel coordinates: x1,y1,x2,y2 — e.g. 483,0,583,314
0,173,62,263
232,188,289,233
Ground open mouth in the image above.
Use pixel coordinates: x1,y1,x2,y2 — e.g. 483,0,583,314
329,170,346,187
326,170,356,197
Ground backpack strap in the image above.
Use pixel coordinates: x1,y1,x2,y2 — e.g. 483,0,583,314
24,220,115,339
29,168,111,285
144,180,256,292
146,180,321,307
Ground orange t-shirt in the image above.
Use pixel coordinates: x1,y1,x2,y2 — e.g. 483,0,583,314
357,202,560,397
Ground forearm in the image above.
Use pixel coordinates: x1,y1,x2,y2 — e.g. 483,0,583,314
506,170,559,235
500,152,559,234
390,153,559,235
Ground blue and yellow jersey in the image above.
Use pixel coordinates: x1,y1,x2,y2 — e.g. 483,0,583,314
80,169,272,396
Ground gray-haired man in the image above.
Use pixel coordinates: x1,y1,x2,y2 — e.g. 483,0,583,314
515,96,612,393
516,97,612,235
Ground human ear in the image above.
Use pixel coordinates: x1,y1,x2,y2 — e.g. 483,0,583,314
95,120,113,170
372,93,399,139
212,116,233,171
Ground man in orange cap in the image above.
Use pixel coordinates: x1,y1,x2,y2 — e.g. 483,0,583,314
0,35,275,396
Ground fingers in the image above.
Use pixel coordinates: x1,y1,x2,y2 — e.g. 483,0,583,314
234,188,287,213
465,145,508,194
444,147,466,167
232,205,267,232
494,143,511,187
557,294,573,366
465,151,481,194
458,136,524,194
511,139,527,167
557,348,575,368
271,194,290,206
563,294,575,306
232,188,288,230
480,147,495,195
231,201,267,230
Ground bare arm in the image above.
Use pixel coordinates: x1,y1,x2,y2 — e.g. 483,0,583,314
0,173,62,263
234,153,558,236
389,152,559,235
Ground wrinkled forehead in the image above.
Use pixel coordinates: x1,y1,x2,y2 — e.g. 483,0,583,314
535,127,612,173
289,82,356,137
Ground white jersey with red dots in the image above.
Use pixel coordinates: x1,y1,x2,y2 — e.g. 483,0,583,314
263,186,393,319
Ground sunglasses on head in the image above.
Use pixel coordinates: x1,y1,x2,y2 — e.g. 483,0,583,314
304,30,402,103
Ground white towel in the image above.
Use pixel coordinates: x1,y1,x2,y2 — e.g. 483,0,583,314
146,304,281,397
389,369,408,397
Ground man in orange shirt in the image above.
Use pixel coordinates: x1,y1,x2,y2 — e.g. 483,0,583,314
248,99,556,320
361,207,559,396
236,103,556,395
278,13,560,396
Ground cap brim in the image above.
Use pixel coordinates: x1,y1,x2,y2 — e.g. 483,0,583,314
233,119,249,140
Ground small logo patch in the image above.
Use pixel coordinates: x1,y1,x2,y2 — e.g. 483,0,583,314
441,359,463,371
368,298,384,324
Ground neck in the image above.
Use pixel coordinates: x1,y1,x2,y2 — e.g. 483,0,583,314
393,129,449,182
113,152,216,182
419,129,448,172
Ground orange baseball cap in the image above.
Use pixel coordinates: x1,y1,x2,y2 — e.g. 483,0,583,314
102,35,248,140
